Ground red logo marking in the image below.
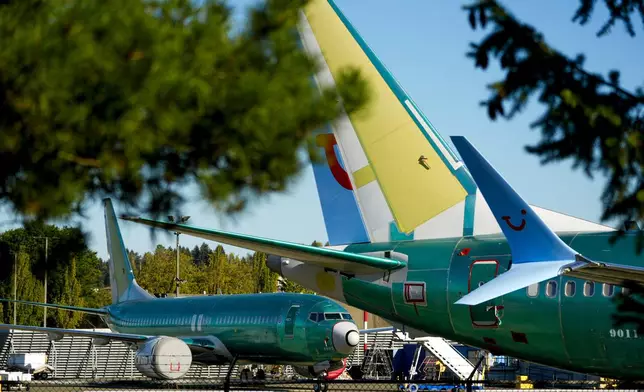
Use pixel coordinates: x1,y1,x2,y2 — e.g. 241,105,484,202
316,133,352,190
501,209,527,231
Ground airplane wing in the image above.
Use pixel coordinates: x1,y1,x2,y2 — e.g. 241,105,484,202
0,323,233,359
120,217,406,274
0,299,109,316
0,323,148,344
450,136,644,305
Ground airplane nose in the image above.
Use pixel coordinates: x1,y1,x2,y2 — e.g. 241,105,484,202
332,321,360,354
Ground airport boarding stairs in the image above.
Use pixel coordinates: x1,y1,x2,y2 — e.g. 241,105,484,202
393,331,484,381
352,329,483,381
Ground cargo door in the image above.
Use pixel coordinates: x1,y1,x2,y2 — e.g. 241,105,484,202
468,260,501,327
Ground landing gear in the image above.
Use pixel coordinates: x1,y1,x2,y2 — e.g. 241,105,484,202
313,372,328,392
223,355,238,392
313,380,328,392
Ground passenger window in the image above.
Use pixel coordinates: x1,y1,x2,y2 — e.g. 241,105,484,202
583,281,595,297
602,284,614,297
545,281,557,298
564,281,576,297
309,313,318,322
527,283,539,297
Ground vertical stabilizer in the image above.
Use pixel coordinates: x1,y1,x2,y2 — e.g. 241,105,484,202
310,128,370,245
103,198,153,303
300,0,612,244
299,0,476,243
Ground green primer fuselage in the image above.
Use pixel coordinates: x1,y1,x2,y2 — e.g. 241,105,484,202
103,293,351,366
338,231,644,379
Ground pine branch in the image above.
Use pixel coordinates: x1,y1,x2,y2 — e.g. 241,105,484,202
464,0,644,252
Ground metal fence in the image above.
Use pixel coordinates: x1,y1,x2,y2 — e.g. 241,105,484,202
1,378,643,392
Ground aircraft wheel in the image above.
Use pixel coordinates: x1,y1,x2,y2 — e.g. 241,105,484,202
313,382,328,392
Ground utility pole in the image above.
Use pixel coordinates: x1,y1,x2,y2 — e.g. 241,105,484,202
44,237,48,327
175,231,180,297
168,216,190,297
32,236,53,327
13,251,17,325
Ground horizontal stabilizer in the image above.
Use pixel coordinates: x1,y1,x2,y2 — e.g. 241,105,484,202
455,260,573,305
0,299,108,316
564,259,644,286
120,217,406,274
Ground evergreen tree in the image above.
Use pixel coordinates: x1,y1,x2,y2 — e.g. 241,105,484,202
54,257,83,328
3,250,44,325
127,250,143,274
0,0,370,228
250,252,278,293
281,278,316,295
464,0,644,248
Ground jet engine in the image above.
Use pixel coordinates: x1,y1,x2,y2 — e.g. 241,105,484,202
292,359,346,379
134,337,192,379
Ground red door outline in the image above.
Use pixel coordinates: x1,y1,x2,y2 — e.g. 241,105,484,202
468,259,501,328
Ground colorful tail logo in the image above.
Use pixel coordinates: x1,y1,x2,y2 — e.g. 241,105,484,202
316,133,352,190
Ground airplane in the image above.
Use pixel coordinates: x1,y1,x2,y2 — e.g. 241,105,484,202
0,199,362,386
120,0,644,382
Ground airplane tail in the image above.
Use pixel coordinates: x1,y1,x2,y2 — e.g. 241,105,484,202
300,0,476,245
103,198,153,304
300,0,612,246
450,137,581,305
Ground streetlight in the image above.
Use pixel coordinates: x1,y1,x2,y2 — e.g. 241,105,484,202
31,236,54,327
12,250,17,325
168,215,190,297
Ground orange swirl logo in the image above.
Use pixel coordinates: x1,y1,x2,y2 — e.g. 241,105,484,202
316,133,353,190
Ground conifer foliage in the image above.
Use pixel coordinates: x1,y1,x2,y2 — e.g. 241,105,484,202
464,0,644,249
0,0,370,225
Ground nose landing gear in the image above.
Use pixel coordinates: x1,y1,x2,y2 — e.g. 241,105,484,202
313,372,329,392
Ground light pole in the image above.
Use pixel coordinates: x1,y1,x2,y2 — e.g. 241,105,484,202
168,216,190,297
32,236,53,327
13,251,17,325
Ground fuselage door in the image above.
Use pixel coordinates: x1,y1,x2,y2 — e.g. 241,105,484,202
468,259,501,328
284,305,300,339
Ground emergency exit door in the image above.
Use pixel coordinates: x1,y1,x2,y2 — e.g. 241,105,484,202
468,260,500,327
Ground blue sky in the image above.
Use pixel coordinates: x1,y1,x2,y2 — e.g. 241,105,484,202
10,0,644,260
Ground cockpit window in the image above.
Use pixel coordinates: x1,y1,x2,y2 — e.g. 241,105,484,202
341,313,352,320
324,312,342,320
309,313,318,322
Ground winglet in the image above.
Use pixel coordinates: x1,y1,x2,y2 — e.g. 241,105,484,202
450,136,580,305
